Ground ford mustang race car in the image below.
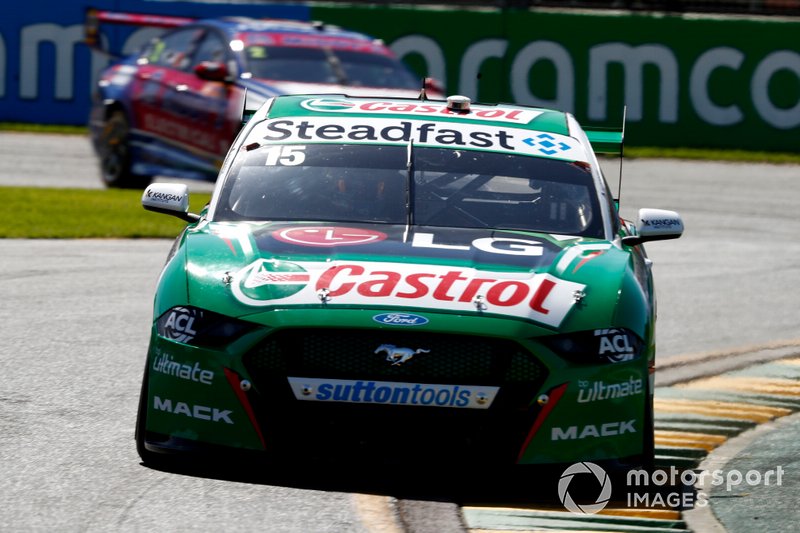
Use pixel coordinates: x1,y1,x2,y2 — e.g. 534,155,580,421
136,94,683,470
86,9,441,188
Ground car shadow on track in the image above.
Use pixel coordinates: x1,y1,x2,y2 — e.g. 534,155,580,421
142,457,557,500
139,457,693,511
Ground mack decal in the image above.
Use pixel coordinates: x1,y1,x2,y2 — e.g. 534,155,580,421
551,420,637,440
252,117,584,160
153,396,233,424
231,259,585,327
288,377,499,409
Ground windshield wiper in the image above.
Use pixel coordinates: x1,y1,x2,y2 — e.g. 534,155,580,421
324,48,349,85
406,139,414,227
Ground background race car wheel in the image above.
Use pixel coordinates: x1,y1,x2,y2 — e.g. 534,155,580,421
99,111,151,189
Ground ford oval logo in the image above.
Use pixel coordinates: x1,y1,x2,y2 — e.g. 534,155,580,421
372,313,429,326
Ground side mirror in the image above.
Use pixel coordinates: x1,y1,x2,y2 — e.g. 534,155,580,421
142,183,200,222
194,61,230,82
622,208,683,246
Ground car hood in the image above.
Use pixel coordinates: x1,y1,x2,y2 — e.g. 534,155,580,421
180,221,627,329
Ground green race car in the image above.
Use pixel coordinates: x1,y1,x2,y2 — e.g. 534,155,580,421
137,94,683,469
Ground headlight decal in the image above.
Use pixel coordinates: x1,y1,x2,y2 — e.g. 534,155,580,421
542,328,644,364
158,306,201,344
156,306,258,348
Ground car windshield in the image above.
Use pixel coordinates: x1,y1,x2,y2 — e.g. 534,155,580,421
244,46,420,89
214,143,603,237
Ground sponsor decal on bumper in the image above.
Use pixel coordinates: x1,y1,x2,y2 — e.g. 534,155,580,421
287,377,499,409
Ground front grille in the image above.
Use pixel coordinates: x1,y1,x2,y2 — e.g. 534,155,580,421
243,328,544,385
240,328,550,465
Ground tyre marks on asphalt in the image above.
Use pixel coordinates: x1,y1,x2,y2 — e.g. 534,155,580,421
459,355,800,532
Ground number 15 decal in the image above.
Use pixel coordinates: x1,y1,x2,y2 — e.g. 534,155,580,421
264,145,306,166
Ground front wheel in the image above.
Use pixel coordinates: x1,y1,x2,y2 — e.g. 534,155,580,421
641,376,656,471
135,363,168,467
98,111,150,189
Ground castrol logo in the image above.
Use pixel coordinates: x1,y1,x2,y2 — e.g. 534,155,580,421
300,98,542,123
231,259,584,328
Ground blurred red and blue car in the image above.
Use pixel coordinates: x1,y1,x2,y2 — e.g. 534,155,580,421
86,10,442,188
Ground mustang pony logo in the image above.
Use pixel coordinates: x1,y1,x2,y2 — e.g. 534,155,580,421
375,344,430,366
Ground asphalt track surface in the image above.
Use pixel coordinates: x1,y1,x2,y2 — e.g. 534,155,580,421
1,132,799,531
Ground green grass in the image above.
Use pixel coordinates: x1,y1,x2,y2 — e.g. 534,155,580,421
0,186,211,238
0,123,88,135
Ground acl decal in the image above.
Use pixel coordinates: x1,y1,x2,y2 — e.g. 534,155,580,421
231,259,585,327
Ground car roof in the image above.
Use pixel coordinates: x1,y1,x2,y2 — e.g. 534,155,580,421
200,17,383,44
264,95,571,134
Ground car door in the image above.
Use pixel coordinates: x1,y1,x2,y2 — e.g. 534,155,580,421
183,30,247,175
130,26,232,180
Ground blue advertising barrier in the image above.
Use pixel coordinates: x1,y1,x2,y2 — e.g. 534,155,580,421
0,0,308,125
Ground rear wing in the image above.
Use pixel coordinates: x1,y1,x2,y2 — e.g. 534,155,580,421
585,105,626,156
586,108,627,202
84,7,196,56
585,128,624,156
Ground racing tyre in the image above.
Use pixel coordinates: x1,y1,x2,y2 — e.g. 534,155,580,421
135,363,167,468
641,377,656,471
99,111,150,189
